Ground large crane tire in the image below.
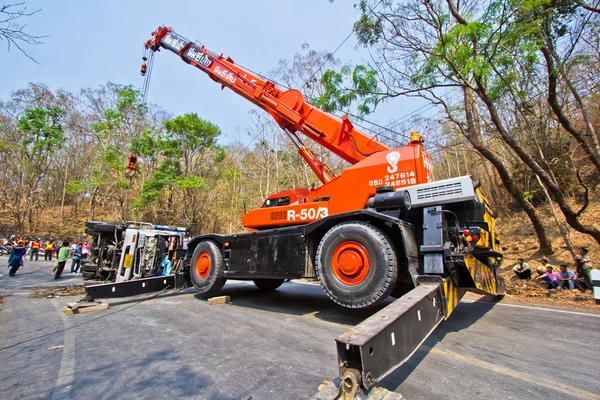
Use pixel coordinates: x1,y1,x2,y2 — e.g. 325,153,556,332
315,221,398,308
253,278,285,291
190,240,227,296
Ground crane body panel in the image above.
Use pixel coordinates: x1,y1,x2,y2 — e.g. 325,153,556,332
243,144,432,229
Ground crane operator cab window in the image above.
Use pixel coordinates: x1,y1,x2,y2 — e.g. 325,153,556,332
262,196,291,208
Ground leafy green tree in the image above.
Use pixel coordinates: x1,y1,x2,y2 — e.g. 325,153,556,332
82,85,148,220
13,106,65,231
132,113,223,231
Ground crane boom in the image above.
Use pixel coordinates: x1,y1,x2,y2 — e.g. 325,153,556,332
144,26,390,176
143,25,435,229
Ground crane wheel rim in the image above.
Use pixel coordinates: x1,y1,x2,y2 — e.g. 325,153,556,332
331,241,370,285
196,252,211,279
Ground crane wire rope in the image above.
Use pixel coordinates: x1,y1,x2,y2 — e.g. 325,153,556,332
141,48,155,104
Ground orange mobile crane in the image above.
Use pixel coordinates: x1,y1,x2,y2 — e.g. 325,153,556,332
85,26,505,398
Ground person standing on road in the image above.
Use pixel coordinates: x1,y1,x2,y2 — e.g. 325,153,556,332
53,241,70,280
576,247,593,291
8,240,27,277
51,243,59,275
30,238,41,261
513,258,531,279
45,240,55,261
6,242,14,268
70,243,83,273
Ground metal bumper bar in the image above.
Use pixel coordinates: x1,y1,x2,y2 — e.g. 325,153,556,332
84,274,186,300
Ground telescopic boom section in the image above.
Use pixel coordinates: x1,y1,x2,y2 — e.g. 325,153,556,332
145,26,390,183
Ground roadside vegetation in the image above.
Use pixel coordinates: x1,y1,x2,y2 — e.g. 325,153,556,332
1,1,599,270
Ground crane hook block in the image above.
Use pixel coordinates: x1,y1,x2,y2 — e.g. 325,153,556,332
141,62,147,76
126,153,139,177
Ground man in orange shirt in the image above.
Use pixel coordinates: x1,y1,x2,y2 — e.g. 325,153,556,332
30,238,41,261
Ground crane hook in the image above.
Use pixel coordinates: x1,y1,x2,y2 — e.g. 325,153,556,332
141,56,148,76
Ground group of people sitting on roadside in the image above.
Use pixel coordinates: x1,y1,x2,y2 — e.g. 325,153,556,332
513,247,595,291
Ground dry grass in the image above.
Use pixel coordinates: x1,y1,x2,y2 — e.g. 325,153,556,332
502,279,597,310
29,285,86,299
498,200,600,310
0,205,113,239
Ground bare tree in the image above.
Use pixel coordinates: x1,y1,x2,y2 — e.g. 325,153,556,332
0,2,46,63
319,0,600,248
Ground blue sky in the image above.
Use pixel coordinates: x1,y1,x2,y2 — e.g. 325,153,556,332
1,0,425,145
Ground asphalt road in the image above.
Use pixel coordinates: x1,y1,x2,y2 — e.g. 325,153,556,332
1,259,599,400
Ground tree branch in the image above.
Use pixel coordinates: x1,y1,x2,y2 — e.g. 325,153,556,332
0,2,47,64
575,0,600,13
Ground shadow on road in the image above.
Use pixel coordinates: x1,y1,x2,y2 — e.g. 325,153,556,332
45,349,240,400
378,296,498,391
188,282,499,392
194,281,394,327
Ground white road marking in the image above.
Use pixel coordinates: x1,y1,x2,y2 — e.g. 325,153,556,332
461,298,600,318
423,345,600,400
51,300,75,400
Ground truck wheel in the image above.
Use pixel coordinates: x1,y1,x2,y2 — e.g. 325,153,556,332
190,241,227,296
82,271,96,280
81,263,98,273
253,279,285,291
315,221,397,308
93,223,121,233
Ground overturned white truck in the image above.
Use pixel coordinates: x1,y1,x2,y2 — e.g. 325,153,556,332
82,221,189,285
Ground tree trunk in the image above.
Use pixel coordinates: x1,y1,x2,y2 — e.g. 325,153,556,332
540,40,600,175
474,80,600,246
89,191,96,221
60,154,70,222
464,87,553,253
535,175,577,261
